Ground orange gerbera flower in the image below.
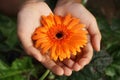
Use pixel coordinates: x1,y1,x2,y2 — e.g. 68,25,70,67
32,13,88,61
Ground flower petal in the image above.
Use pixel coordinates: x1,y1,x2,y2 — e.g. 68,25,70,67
63,14,72,25
67,18,80,29
54,15,62,24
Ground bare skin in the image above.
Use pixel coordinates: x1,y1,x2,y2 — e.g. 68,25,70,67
0,0,101,76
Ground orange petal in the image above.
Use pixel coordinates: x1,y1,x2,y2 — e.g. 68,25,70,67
47,13,55,25
62,43,70,59
35,37,49,48
71,24,86,32
42,15,53,27
67,18,80,29
63,14,72,25
35,39,42,48
70,47,77,55
50,44,58,61
54,15,62,24
39,27,48,33
32,34,40,40
41,42,53,54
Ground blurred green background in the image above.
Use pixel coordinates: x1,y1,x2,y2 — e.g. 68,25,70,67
0,0,120,80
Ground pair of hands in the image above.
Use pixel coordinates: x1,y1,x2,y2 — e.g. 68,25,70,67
17,1,101,76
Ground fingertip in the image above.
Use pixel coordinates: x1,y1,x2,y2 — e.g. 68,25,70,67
63,67,72,76
42,59,64,76
92,35,101,52
72,63,81,71
63,59,75,68
56,61,72,76
78,58,91,69
52,65,64,76
78,59,86,67
88,21,102,52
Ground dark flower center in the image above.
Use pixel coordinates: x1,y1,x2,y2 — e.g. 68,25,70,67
56,31,64,39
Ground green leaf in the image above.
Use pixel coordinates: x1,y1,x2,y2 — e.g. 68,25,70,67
0,13,18,50
105,67,116,77
0,60,9,70
0,69,29,79
0,56,36,80
9,74,26,80
11,57,33,69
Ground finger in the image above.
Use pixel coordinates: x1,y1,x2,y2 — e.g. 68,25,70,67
72,63,81,71
78,43,93,68
63,57,82,71
41,59,64,76
63,66,72,76
63,59,75,68
87,21,101,51
63,58,82,72
54,7,65,16
57,61,72,76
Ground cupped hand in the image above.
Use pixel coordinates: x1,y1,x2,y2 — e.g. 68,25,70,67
17,2,73,76
54,2,101,72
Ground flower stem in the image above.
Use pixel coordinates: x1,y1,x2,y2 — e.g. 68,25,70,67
39,69,50,80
